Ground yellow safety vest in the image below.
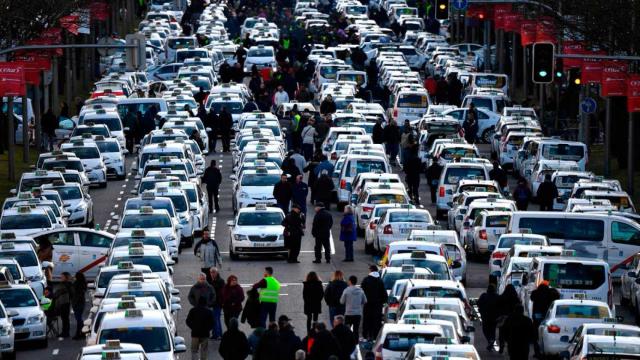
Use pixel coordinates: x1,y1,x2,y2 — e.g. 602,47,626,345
258,276,281,303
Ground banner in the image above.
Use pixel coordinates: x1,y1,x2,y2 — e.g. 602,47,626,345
10,61,42,86
520,20,536,46
41,28,62,43
0,64,26,97
581,55,605,84
601,61,628,97
562,41,585,68
627,75,640,112
89,2,110,21
492,4,512,29
535,21,557,43
503,12,523,33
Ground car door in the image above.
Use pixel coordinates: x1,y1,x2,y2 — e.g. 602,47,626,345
609,220,640,277
33,230,77,279
77,230,114,280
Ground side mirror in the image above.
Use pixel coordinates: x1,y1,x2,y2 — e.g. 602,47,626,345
171,288,180,296
168,266,174,275
130,189,138,195
171,296,180,304
39,297,51,306
171,303,182,312
229,174,237,180
174,344,187,353
6,309,18,318
202,150,209,155
87,282,96,290
226,220,235,226
206,127,212,132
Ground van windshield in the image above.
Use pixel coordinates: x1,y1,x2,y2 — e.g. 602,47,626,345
383,332,441,351
474,75,506,89
543,262,605,290
83,117,122,131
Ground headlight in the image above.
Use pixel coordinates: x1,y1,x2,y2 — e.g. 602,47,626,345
27,314,44,325
74,204,87,213
239,192,249,198
0,325,12,336
94,165,103,170
233,234,248,241
28,274,43,282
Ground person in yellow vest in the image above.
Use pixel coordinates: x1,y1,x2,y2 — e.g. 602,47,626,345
251,266,281,328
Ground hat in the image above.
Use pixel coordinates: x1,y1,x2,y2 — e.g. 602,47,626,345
278,315,290,323
315,202,325,208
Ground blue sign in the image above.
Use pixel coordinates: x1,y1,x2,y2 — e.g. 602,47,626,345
452,0,468,10
580,97,597,114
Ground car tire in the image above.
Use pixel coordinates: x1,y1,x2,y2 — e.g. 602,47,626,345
230,246,239,261
3,350,15,360
482,127,494,144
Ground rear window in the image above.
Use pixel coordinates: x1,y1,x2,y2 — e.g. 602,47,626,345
369,194,407,204
497,236,545,248
383,333,440,351
543,263,606,290
443,167,486,185
474,75,507,89
468,98,493,110
555,175,590,189
459,184,498,193
398,94,428,108
441,148,476,160
518,217,604,242
389,212,430,223
486,215,510,227
555,305,609,319
408,287,462,299
542,144,584,161
354,160,386,174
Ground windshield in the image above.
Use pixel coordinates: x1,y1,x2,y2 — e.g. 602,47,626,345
122,214,172,228
389,212,430,223
543,263,606,290
162,194,188,212
518,217,604,241
382,272,414,290
398,94,428,108
140,152,184,168
210,101,243,114
498,236,544,248
99,327,170,353
320,66,346,80
19,177,60,191
43,160,84,172
444,168,486,185
241,174,280,186
388,259,449,278
1,214,51,230
237,212,283,226
54,186,83,200
96,141,120,153
248,48,273,57
543,144,584,161
73,127,109,137
383,332,441,351
555,304,609,319
354,160,386,173
0,288,37,308
83,117,122,131
168,38,195,49
337,73,365,85
369,194,407,204
110,255,167,272
113,236,166,251
177,50,207,62
98,270,144,289
0,251,38,267
66,147,101,159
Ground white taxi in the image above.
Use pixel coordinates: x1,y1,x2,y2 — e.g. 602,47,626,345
227,204,285,260
119,207,182,254
93,135,127,180
407,229,466,283
90,261,153,299
375,208,434,251
60,140,108,188
79,341,147,360
232,168,281,213
489,233,548,277
0,282,46,347
0,300,15,358
365,204,414,254
41,181,94,227
0,241,48,299
106,244,174,284
0,206,54,237
568,334,640,360
372,323,446,360
150,186,194,247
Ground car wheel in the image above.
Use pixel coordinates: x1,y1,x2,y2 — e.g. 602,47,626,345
3,350,15,360
482,127,494,144
230,245,239,261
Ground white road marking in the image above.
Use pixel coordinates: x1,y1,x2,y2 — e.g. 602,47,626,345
117,197,121,201
121,184,127,188
114,204,119,208
175,282,319,288
119,191,124,195
110,225,119,231
52,349,59,355
124,178,129,182
110,212,115,216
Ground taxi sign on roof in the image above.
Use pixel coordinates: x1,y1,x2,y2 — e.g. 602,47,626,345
120,295,136,302
520,228,532,234
117,301,136,310
434,337,453,345
129,241,144,249
104,340,122,349
18,192,32,200
255,203,267,211
102,351,121,360
156,187,169,193
129,275,144,283
168,181,181,187
128,281,143,289
573,293,586,300
0,233,15,240
0,242,15,250
401,264,415,273
562,249,576,257
34,170,48,176
139,206,154,214
131,230,146,237
52,180,65,186
117,261,134,270
124,309,143,317
16,206,31,213
141,192,156,200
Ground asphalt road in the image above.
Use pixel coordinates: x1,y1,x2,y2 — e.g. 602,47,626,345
13,144,636,360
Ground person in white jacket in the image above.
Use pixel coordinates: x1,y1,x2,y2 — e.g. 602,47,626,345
273,85,290,109
301,118,317,160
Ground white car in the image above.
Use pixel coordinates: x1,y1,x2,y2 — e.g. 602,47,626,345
407,229,466,283
227,204,285,260
119,207,182,254
41,182,94,227
243,45,277,73
374,208,434,251
372,323,446,360
106,244,174,285
151,186,194,247
94,136,127,180
232,168,281,213
567,334,640,360
566,322,640,357
0,299,15,358
90,261,153,299
538,299,614,356
60,140,108,188
0,206,55,237
79,341,147,360
365,204,414,254
489,233,548,276
0,283,47,347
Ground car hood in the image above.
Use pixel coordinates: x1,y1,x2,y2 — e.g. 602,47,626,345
234,225,283,235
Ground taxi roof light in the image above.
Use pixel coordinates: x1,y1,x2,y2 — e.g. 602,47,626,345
34,170,48,176
128,281,143,289
124,309,143,317
117,300,136,310
410,251,427,259
103,340,122,349
139,206,154,214
0,243,14,250
401,264,415,273
131,230,146,238
0,233,16,240
117,261,134,270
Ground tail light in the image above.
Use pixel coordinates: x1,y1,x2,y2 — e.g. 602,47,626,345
479,230,487,240
388,302,399,309
331,152,337,160
491,251,507,259
375,344,383,360
369,222,377,230
393,108,398,118
547,325,561,333
340,179,346,189
363,206,374,213
439,186,445,197
383,225,393,234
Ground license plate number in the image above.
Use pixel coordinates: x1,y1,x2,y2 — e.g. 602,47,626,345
14,327,28,333
400,228,410,234
253,243,272,247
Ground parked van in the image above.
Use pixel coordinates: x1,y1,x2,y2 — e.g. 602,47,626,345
389,88,430,123
533,139,589,171
116,98,168,121
436,163,490,219
508,212,640,276
336,154,391,208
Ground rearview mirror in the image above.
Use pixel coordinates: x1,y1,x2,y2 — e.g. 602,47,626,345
227,220,235,226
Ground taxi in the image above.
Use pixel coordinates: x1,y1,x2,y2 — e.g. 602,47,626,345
567,334,640,360
227,204,285,260
407,229,466,283
60,140,108,187
93,135,127,179
41,181,93,226
467,210,512,256
40,156,90,184
52,168,91,189
435,162,490,219
150,186,194,247
404,342,480,360
164,181,209,236
90,261,153,299
94,309,186,360
538,298,615,356
386,252,454,282
0,206,54,237
14,198,66,228
365,204,415,254
380,264,435,294
0,282,47,347
79,341,147,360
13,170,65,194
113,230,176,264
143,157,197,185
118,207,182,254
135,141,192,176
354,184,410,232
71,123,112,140
84,297,162,345
398,280,470,313
100,278,179,320
133,174,183,194
372,323,445,360
0,300,14,358
398,308,474,344
489,233,548,276
232,168,281,213
374,208,434,251
395,297,471,325
0,241,48,298
566,322,640,356
106,243,174,284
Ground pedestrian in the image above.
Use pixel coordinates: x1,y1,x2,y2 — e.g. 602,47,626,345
194,230,222,273
292,175,309,214
188,273,216,309
208,267,225,339
424,75,437,97
222,275,245,327
303,272,324,333
255,322,281,360
497,284,521,353
339,206,357,262
248,327,265,356
295,349,306,360
219,106,233,152
141,105,158,134
309,322,341,360
252,267,281,328
241,288,261,329
319,94,337,115
282,203,305,263
403,149,422,204
190,131,205,151
512,178,532,210
304,153,322,203
314,155,334,178
400,120,415,165
219,317,250,360
278,315,303,359
312,171,334,210
383,120,401,165
530,280,560,357
331,315,356,360
340,275,367,340
489,161,509,194
274,85,290,109
324,270,348,327
502,304,536,360
53,272,73,337
122,110,138,154
312,202,333,264
425,157,443,203
360,265,387,341
463,104,479,144
301,119,317,161
187,297,215,360
206,108,219,152
435,76,449,104
202,160,222,213
71,271,87,340
282,156,301,181
274,173,293,214
290,149,307,175
477,284,499,351
42,108,58,151
536,174,558,211
301,326,315,356
372,119,384,144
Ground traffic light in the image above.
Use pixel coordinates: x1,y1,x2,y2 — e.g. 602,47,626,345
435,0,449,20
532,42,555,84
568,68,582,86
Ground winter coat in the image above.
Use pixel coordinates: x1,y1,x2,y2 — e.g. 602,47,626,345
331,324,356,360
531,284,560,320
301,124,317,145
372,123,385,144
319,99,336,115
202,165,222,190
208,275,225,307
426,162,443,187
254,328,281,360
360,274,387,307
188,282,216,307
273,180,293,204
477,288,500,324
186,304,215,338
241,288,261,328
339,214,356,242
219,328,250,359
503,312,536,357
312,208,333,239
221,284,245,314
308,330,340,360
219,110,233,132
194,239,222,268
278,327,303,360
314,160,334,177
282,211,305,239
292,181,309,208
383,124,401,144
303,280,324,315
324,280,348,309
536,180,559,206
312,175,334,203
340,286,367,316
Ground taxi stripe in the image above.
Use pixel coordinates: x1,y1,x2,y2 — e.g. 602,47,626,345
78,255,108,273
611,253,636,273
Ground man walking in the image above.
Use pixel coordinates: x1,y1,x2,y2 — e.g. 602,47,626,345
426,157,443,203
536,174,558,211
360,266,387,341
503,304,536,359
292,175,309,215
202,160,222,213
208,267,225,340
194,230,222,274
340,276,367,341
187,297,215,360
273,173,293,214
251,267,281,328
219,107,233,152
312,202,333,264
282,204,305,263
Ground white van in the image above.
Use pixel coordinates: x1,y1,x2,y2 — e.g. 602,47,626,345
389,89,430,123
435,163,490,219
2,97,34,145
337,154,391,207
321,126,367,157
508,211,640,277
466,73,509,95
533,139,589,171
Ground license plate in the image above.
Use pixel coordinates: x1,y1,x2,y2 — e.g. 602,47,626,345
253,243,272,247
400,228,410,234
14,327,28,334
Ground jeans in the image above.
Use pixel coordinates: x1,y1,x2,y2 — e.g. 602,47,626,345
212,306,222,338
302,143,314,160
385,143,399,164
59,304,71,336
306,312,318,333
343,240,354,260
345,315,361,340
259,302,277,328
207,187,219,212
328,306,343,328
72,303,84,337
191,336,208,360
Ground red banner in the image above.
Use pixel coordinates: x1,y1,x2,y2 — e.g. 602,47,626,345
492,4,512,29
41,28,62,43
466,4,486,20
581,55,605,84
535,21,557,43
89,2,110,21
627,75,640,112
601,61,628,97
520,20,536,46
503,12,523,32
13,56,50,71
10,61,42,86
0,64,26,97
562,41,585,68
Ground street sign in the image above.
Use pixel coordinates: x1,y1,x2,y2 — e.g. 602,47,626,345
580,97,597,114
452,0,468,10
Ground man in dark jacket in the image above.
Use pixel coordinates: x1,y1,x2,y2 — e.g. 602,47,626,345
205,109,219,152
435,76,449,104
282,204,305,263
489,161,508,192
426,157,443,203
273,174,293,214
530,281,559,356
319,94,337,115
141,105,157,135
202,160,222,212
255,323,281,360
309,322,340,360
122,110,138,154
278,316,302,360
208,267,226,340
291,175,309,215
403,150,422,204
360,266,388,341
219,107,233,152
187,297,215,360
384,120,401,165
312,203,333,264
478,284,500,351
536,174,558,211
312,171,334,210
331,315,356,360
503,304,536,360
218,318,250,360
372,119,385,144
324,273,348,326
219,60,232,83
